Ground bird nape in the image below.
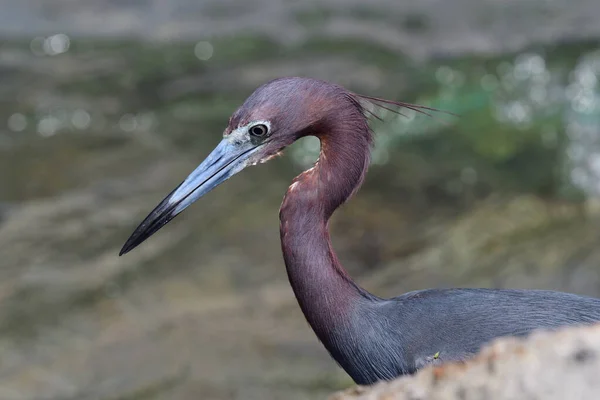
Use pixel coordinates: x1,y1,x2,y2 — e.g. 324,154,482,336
120,76,600,385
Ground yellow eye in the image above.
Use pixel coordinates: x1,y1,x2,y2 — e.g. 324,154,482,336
249,124,268,137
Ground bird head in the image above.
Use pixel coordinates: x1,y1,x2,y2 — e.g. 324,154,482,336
119,77,354,255
119,76,445,255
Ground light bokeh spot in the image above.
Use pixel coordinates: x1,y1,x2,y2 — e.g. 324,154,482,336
44,34,70,55
71,109,91,130
37,116,61,137
7,113,27,132
194,41,214,61
119,114,137,132
31,34,71,56
29,37,46,56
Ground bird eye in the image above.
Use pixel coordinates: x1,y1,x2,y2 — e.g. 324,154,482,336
249,124,268,137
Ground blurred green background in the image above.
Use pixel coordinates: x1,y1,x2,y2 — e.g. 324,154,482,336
1,1,600,399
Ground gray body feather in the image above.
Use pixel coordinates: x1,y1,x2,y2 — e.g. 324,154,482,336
332,288,600,384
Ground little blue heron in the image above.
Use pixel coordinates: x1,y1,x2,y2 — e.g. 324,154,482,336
120,77,600,385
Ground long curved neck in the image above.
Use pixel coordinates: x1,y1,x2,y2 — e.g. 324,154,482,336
279,122,374,346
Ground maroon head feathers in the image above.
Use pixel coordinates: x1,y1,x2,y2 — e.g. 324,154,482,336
223,77,451,167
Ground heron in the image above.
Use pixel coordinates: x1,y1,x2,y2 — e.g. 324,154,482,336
120,77,600,385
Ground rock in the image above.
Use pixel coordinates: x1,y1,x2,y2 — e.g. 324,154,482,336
330,323,600,400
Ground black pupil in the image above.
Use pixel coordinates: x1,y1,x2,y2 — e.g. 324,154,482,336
251,125,267,136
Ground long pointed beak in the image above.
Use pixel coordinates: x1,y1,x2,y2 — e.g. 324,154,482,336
119,138,261,256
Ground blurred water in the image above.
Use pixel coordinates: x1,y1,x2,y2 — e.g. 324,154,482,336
1,2,600,400
1,0,600,58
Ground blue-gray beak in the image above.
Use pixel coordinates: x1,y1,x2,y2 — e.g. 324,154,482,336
119,138,261,255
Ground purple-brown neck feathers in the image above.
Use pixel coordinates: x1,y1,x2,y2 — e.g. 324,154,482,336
277,78,373,350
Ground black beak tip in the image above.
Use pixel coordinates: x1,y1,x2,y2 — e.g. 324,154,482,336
119,229,149,256
118,209,176,257
119,239,136,256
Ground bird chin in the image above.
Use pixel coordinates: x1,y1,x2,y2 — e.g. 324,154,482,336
258,150,284,164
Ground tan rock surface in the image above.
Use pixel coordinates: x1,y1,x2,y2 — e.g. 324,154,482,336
331,324,600,400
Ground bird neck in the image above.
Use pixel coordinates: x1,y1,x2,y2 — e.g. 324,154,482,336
279,125,373,346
